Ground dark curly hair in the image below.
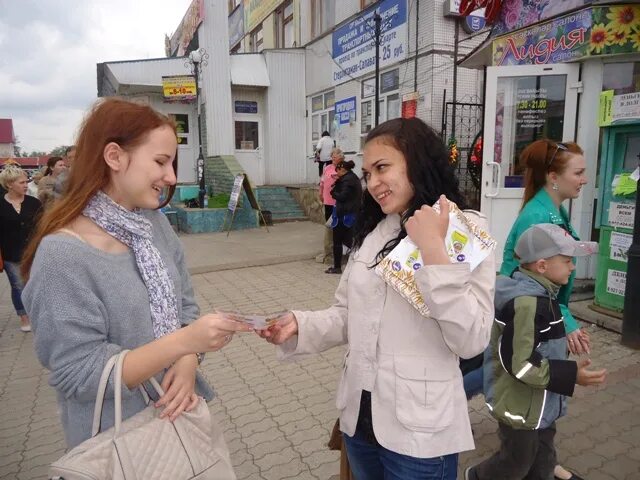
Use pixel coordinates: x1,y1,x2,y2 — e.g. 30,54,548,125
352,117,468,265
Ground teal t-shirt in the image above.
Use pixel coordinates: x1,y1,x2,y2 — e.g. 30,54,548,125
500,188,580,334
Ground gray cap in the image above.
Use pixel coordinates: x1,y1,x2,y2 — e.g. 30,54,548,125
515,224,599,263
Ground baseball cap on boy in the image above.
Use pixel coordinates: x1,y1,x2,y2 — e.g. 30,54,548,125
515,224,598,264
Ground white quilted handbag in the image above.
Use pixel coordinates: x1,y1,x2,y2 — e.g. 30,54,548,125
49,350,236,480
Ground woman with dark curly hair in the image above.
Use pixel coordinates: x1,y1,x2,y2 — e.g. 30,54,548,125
258,117,496,479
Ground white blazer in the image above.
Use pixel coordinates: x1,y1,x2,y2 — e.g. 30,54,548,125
279,212,496,458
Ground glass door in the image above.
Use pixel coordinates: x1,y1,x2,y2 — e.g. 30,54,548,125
481,64,580,270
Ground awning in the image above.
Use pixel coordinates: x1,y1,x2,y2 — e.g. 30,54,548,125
458,37,493,70
230,54,271,87
98,53,271,96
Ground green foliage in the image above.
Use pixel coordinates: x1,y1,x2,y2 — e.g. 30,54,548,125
208,193,230,208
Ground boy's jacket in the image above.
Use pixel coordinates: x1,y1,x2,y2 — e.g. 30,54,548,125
484,268,577,430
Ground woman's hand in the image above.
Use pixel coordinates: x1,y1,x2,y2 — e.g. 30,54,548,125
155,354,199,422
567,328,591,355
405,195,450,265
184,313,253,353
255,312,299,345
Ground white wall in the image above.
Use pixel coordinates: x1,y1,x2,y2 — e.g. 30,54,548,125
0,144,13,157
264,50,308,184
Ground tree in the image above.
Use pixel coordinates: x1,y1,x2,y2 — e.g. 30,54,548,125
49,145,71,157
27,150,47,157
13,136,23,157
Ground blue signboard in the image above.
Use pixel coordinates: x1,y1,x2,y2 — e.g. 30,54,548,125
335,97,357,125
331,0,407,85
463,14,486,34
235,101,258,114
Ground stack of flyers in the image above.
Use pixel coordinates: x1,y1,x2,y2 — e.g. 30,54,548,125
374,200,496,316
218,311,285,330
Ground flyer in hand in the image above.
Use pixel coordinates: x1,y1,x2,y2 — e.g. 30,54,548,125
374,201,496,316
218,311,283,330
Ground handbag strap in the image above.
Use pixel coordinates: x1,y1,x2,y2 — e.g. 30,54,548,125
91,352,123,437
92,350,170,437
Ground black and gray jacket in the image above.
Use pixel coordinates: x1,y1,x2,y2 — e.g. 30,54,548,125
483,268,577,430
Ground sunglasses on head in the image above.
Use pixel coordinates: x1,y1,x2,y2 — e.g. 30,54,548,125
546,142,568,170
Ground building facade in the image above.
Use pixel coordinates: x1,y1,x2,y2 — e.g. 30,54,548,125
461,1,640,289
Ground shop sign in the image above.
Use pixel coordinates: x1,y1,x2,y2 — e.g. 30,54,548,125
608,202,636,229
335,97,357,125
443,0,485,19
168,0,205,57
162,76,196,102
492,9,592,66
244,0,284,32
229,3,245,48
332,0,407,86
606,269,626,297
599,90,640,126
234,101,258,114
462,14,487,34
610,231,632,263
493,5,640,66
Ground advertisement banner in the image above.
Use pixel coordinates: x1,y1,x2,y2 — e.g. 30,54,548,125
169,0,205,57
335,97,357,125
229,3,245,48
162,76,196,102
244,0,285,33
492,8,592,66
492,0,592,36
332,0,407,86
492,5,640,66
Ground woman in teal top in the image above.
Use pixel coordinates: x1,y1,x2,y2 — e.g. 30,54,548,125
502,139,590,356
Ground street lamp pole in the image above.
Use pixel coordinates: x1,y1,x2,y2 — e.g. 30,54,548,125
374,12,381,127
187,48,209,208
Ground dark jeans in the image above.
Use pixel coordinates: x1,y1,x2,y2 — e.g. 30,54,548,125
324,205,333,221
4,261,26,316
343,425,458,480
463,365,484,400
332,224,353,269
318,160,331,176
472,422,557,480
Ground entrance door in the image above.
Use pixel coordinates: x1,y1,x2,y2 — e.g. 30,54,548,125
234,116,264,185
481,64,580,271
168,111,197,183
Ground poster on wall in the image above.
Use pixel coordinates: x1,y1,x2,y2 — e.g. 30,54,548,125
335,97,357,125
492,0,592,36
168,0,205,57
332,0,407,86
606,269,626,297
610,231,632,263
401,92,418,118
229,2,245,48
244,0,285,32
608,202,636,229
599,90,640,126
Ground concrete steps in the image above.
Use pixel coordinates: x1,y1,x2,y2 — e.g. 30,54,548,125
255,186,308,223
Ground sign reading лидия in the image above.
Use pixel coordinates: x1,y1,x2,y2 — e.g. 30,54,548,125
331,0,407,86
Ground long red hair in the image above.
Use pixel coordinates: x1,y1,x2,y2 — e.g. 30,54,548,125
21,98,177,280
520,139,583,209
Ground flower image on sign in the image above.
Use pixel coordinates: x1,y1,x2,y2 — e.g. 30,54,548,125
332,0,407,85
162,76,196,102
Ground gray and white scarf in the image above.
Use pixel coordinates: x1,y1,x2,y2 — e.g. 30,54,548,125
83,190,179,338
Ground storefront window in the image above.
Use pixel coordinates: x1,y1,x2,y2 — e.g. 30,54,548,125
311,90,336,148
235,121,259,150
603,62,640,95
169,114,189,145
494,75,566,187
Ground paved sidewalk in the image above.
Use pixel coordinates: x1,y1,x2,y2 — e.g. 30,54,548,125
1,224,639,479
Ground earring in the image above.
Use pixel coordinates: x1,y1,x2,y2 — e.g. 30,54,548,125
552,182,559,191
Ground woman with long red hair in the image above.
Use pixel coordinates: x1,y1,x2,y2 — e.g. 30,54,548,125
21,98,251,450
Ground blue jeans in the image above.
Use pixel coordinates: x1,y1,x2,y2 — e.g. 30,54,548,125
4,261,26,316
343,428,458,480
463,366,484,400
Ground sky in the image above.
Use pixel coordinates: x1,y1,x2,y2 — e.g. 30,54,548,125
0,0,194,154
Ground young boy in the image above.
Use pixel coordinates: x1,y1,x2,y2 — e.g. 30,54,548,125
465,224,607,480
